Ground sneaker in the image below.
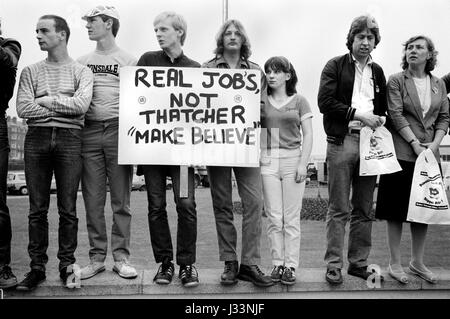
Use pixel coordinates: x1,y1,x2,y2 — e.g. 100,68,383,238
154,260,174,284
0,265,18,289
325,267,343,285
80,261,105,280
270,265,284,282
221,260,238,285
179,264,199,288
237,264,274,287
113,259,138,279
281,267,296,285
60,264,81,289
16,269,46,291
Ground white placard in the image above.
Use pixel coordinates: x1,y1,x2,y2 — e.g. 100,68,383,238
119,66,261,166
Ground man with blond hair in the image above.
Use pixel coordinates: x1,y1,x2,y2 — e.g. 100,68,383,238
137,11,200,288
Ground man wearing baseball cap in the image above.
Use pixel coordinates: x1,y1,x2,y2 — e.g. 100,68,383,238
77,5,138,280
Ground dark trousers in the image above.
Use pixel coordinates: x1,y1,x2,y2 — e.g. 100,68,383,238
142,165,197,266
24,127,82,272
0,117,11,266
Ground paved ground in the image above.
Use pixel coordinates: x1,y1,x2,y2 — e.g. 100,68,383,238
6,184,450,282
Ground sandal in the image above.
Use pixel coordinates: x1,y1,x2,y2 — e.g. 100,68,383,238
388,264,409,284
409,262,437,284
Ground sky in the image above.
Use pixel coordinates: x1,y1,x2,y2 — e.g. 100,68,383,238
2,0,450,157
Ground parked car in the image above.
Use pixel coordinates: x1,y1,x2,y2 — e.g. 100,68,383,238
132,174,146,191
132,167,209,191
7,171,56,195
194,166,209,188
7,171,27,195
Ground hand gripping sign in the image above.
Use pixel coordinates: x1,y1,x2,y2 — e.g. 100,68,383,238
118,67,261,167
407,148,450,225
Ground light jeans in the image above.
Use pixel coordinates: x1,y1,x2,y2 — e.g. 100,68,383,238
325,133,377,270
261,150,304,269
81,119,133,263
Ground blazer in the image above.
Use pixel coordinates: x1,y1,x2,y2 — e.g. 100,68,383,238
387,69,450,162
317,53,387,145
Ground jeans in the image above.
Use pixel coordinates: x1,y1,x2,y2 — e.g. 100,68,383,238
207,166,263,266
325,133,377,270
142,165,197,265
261,152,305,269
24,126,82,272
81,119,132,263
0,117,11,266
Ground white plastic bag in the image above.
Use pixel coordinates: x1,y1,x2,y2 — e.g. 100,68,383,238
359,126,402,176
407,148,450,225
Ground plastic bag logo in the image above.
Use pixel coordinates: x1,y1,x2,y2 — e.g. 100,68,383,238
364,134,394,160
416,172,449,210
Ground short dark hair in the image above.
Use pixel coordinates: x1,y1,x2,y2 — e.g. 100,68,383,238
264,56,298,96
39,15,71,43
214,19,251,60
98,14,120,37
346,15,380,51
401,35,438,73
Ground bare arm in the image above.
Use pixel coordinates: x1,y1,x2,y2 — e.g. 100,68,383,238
296,117,313,183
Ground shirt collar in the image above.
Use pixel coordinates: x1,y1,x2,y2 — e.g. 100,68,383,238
162,50,185,63
215,55,250,69
351,53,373,67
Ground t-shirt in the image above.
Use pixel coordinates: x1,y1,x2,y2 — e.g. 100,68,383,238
77,46,137,121
261,93,313,156
412,75,431,116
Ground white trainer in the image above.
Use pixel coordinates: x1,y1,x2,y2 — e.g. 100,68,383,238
113,260,138,279
80,261,105,280
64,263,82,289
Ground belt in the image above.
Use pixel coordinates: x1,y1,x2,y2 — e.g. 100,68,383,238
348,128,361,135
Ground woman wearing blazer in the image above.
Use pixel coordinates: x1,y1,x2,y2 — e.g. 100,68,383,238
375,35,449,284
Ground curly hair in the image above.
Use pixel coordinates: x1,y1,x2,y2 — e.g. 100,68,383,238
346,15,381,51
214,19,251,60
401,35,438,73
264,56,298,96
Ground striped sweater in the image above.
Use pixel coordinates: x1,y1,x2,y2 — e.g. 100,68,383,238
16,58,93,129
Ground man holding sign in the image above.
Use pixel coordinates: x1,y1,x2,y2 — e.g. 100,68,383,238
202,19,273,287
136,11,200,288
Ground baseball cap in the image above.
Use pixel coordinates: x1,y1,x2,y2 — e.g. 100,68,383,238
82,5,120,20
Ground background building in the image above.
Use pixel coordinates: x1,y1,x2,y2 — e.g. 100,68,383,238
7,116,27,170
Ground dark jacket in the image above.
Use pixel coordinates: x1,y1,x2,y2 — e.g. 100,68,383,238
0,37,21,116
317,53,387,144
442,72,450,94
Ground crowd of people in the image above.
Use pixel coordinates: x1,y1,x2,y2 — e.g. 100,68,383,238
0,5,448,292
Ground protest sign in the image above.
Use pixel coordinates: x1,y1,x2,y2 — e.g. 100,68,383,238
118,66,261,166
